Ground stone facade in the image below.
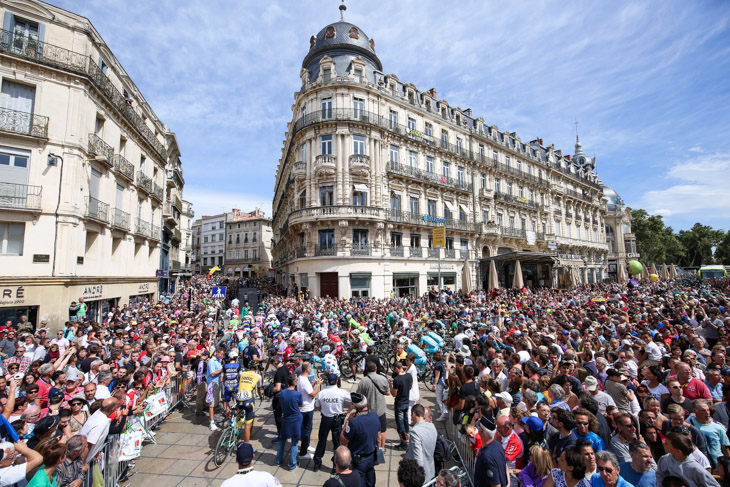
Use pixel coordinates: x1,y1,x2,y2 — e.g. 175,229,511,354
223,208,273,277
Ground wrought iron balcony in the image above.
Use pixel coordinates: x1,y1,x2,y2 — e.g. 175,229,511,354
351,243,371,256
0,30,167,160
554,209,562,217
163,202,177,226
385,209,479,233
88,134,113,167
387,161,472,193
409,246,423,258
171,260,181,272
500,226,526,238
444,248,456,259
0,106,48,138
86,196,109,223
428,248,440,258
565,211,573,219
151,182,163,202
150,224,161,241
349,154,370,172
135,218,150,237
494,191,540,209
173,195,182,212
296,247,306,258
112,154,134,182
390,245,404,257
111,208,130,231
136,171,152,194
314,244,337,256
0,182,41,210
172,229,182,242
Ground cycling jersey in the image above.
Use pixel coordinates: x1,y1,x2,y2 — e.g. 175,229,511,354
427,331,444,346
322,353,340,376
237,370,262,398
222,362,241,402
421,335,439,353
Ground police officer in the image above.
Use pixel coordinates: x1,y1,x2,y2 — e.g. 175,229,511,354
313,374,351,472
340,392,379,487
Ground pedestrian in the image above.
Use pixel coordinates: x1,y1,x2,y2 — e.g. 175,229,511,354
340,392,379,487
355,360,390,460
221,442,280,487
404,403,437,481
397,458,426,487
618,441,656,487
474,413,509,487
313,373,350,472
276,374,303,471
322,446,361,487
206,348,225,431
297,362,322,461
390,360,412,450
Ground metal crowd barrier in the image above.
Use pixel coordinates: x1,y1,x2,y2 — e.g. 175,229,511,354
445,408,476,487
84,373,196,486
422,466,469,487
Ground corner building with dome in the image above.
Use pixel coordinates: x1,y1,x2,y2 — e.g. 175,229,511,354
271,7,617,298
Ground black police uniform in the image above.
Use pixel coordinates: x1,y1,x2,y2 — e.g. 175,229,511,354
343,409,379,487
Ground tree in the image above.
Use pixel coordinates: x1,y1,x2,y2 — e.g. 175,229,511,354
677,223,724,267
630,209,684,266
713,230,730,264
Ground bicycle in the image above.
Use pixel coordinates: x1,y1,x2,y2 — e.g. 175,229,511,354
213,408,245,466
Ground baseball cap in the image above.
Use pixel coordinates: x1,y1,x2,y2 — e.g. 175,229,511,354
584,376,598,392
350,392,367,408
523,416,544,433
33,415,59,437
327,374,339,385
235,442,256,465
494,391,513,406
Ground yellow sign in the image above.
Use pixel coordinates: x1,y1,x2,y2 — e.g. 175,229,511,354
432,227,445,248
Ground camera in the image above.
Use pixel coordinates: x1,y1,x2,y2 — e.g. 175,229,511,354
13,373,24,381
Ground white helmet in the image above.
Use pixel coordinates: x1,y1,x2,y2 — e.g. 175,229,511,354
228,350,239,359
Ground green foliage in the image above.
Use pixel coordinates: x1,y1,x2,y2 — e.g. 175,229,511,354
713,231,730,265
677,223,724,267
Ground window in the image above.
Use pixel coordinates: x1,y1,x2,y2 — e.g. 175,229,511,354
353,68,363,82
252,232,257,242
300,143,306,162
353,190,367,206
444,205,452,220
321,97,332,118
519,186,524,198
460,239,469,252
576,225,581,240
531,220,537,232
408,151,417,168
390,193,401,211
426,156,434,174
243,233,248,243
252,249,257,259
0,147,30,188
203,257,208,266
228,234,232,244
445,237,454,250
497,213,503,226
319,229,335,249
389,110,398,129
521,218,526,230
0,223,24,255
321,135,333,154
506,156,511,168
529,190,535,203
353,135,365,155
457,166,464,184
459,208,466,221
298,190,306,209
353,229,368,245
494,178,501,193
391,232,402,247
203,236,209,243
389,145,399,164
227,250,232,259
456,138,462,153
350,274,370,298
516,161,522,173
441,130,448,146
322,68,331,82
509,215,515,228
427,199,436,217
480,174,486,189
493,151,498,163
244,249,249,259
410,234,421,248
408,117,416,131
410,196,419,214
236,250,240,259
479,144,485,158
507,182,513,195
236,234,240,244
320,184,334,206
442,161,449,179
482,210,488,223
353,97,364,117
425,123,432,137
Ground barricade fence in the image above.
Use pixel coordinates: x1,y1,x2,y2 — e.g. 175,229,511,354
83,373,196,487
446,408,476,487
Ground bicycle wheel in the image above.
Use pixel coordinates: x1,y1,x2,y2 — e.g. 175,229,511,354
421,366,435,392
214,427,234,466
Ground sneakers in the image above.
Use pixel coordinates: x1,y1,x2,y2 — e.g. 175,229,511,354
436,415,447,422
289,464,298,471
209,422,218,432
347,378,357,384
298,453,313,460
307,446,316,453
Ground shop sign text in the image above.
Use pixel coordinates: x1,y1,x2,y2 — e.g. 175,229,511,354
82,285,104,300
0,286,25,305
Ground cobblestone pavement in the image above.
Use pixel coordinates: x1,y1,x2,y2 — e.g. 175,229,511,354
122,381,449,486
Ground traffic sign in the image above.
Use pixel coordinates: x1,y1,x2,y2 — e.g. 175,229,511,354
211,286,227,299
432,227,445,248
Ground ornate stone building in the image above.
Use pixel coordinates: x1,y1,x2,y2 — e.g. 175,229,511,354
223,208,273,278
602,186,639,280
271,7,609,298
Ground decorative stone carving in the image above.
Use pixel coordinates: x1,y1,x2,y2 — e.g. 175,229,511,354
339,220,349,227
369,38,375,52
310,36,316,48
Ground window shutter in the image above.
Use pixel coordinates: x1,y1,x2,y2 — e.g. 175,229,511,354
37,22,45,43
2,12,13,35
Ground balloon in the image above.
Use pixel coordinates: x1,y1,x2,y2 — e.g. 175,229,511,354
628,260,643,275
650,274,659,282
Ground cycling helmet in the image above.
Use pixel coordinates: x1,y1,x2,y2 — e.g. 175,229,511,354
352,329,360,336
320,345,331,354
228,350,239,359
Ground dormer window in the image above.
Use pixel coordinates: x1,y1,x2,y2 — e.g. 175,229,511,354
349,27,359,39
323,67,331,82
325,26,335,39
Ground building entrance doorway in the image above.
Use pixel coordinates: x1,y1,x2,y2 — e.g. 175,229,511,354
319,272,338,298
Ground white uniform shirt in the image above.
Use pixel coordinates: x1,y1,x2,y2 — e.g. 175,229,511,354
314,385,351,417
297,375,315,412
220,469,280,487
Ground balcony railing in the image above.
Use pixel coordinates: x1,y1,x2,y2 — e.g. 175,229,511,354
500,226,526,238
112,208,130,231
150,224,161,241
135,218,150,237
428,248,440,258
390,245,404,257
0,182,41,210
292,161,307,177
314,154,336,171
296,247,306,258
385,209,479,233
314,244,337,256
112,154,134,181
88,133,113,167
151,182,163,202
287,205,384,228
0,30,167,160
171,260,181,272
444,248,456,259
351,243,371,256
137,171,152,193
494,191,540,209
0,106,48,138
172,229,182,242
388,161,472,193
409,246,422,258
349,154,370,171
86,196,109,223
173,195,182,212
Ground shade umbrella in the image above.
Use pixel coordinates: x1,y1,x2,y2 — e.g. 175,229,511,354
670,264,678,279
641,262,650,281
650,263,658,276
512,260,524,289
617,262,628,284
461,259,472,293
488,259,499,291
573,266,583,286
660,263,670,280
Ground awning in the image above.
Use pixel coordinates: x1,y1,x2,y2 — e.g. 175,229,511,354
480,251,556,266
444,201,457,213
459,203,470,215
353,183,369,192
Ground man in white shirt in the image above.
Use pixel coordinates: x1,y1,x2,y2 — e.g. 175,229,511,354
221,442,280,487
585,376,616,414
79,397,117,463
297,362,322,460
0,440,43,487
312,374,351,471
51,330,70,355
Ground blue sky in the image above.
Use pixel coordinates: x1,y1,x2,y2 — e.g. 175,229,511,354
54,0,730,231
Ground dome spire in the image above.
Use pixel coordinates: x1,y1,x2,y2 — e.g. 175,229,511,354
339,0,346,21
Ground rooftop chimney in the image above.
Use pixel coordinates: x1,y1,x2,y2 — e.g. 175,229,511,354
428,88,437,99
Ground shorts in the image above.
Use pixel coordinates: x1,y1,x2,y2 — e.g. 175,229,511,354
378,413,387,433
237,399,255,424
206,382,221,408
223,387,238,403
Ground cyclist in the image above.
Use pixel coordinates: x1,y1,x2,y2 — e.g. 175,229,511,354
222,350,242,423
347,329,368,383
402,336,427,367
420,333,440,355
236,361,263,442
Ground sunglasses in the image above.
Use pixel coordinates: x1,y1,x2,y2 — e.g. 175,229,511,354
621,423,636,429
576,421,590,425
598,467,614,473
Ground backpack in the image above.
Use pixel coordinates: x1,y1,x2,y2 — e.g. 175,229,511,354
434,434,452,463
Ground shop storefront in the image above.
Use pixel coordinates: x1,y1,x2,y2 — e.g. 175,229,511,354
349,273,371,298
0,284,38,328
427,272,456,288
392,273,419,297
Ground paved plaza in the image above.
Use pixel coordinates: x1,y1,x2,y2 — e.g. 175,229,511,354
122,381,449,486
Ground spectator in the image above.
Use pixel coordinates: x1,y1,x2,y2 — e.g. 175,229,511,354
390,360,412,450
78,397,117,464
518,445,553,487
656,432,720,487
397,458,425,487
322,446,360,487
297,362,322,461
27,437,66,486
618,441,656,487
544,446,590,487
221,442,278,487
356,360,390,458
609,414,638,463
0,440,43,487
590,451,630,487
686,399,729,468
573,408,606,452
474,414,508,487
275,374,302,471
550,408,577,461
405,403,437,481
56,434,88,487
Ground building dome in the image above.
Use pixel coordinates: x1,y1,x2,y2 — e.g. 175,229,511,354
601,185,622,205
302,20,382,83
